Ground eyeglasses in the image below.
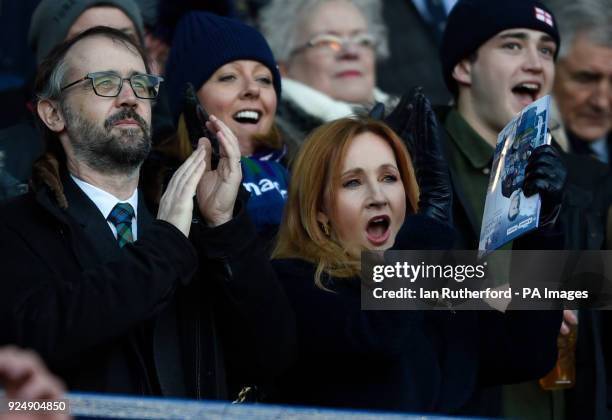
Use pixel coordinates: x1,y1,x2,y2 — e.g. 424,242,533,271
290,33,378,56
61,71,164,99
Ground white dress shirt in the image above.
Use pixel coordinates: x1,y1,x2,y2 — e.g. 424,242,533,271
71,174,139,240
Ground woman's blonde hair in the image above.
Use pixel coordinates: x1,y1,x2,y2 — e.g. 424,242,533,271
272,117,419,288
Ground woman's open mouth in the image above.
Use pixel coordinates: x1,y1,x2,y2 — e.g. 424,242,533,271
366,215,391,246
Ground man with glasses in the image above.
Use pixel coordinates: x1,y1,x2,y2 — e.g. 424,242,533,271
0,26,295,398
0,0,177,203
0,0,146,200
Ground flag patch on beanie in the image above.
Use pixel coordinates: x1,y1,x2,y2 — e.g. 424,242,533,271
534,7,554,27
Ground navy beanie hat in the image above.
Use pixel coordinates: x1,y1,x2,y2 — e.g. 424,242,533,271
440,0,560,95
165,12,282,124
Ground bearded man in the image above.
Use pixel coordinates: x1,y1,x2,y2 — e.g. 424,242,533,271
0,26,295,398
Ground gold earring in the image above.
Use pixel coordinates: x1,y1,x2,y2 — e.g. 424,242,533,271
321,222,330,236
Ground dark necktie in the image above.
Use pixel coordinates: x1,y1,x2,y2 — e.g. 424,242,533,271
423,0,447,44
108,203,135,248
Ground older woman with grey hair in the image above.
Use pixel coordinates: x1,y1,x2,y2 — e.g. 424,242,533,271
259,0,393,157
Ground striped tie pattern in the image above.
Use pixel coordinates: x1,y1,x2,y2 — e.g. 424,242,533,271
108,203,135,248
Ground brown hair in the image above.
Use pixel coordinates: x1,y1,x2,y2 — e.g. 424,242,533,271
272,116,419,288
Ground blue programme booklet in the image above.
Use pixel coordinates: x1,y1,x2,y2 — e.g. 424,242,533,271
478,95,551,256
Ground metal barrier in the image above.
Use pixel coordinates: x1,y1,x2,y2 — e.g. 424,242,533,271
67,393,476,419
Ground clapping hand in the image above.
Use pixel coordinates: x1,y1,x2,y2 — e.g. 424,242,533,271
157,140,207,237
196,115,243,227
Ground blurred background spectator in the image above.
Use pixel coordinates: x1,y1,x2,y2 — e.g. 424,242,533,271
376,0,456,104
135,0,237,75
546,0,612,166
259,0,395,153
0,0,40,129
543,3,612,419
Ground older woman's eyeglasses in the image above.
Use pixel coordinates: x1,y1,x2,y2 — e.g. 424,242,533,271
290,33,377,56
61,71,164,99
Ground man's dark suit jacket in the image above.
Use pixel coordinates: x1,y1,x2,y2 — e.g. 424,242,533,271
0,171,296,398
377,0,452,105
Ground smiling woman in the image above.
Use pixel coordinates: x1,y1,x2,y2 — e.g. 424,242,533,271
161,12,288,241
196,60,278,157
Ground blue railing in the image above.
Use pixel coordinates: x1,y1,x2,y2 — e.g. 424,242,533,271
67,393,480,419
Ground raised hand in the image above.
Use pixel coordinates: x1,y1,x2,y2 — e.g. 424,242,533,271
373,89,453,224
382,88,419,144
196,115,243,227
405,90,453,224
157,141,207,236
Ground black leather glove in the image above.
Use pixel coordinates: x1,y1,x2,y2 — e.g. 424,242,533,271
523,144,567,224
407,91,452,224
380,88,417,144
374,89,452,224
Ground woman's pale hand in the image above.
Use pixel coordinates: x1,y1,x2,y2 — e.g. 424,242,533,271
157,142,207,236
196,115,243,227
